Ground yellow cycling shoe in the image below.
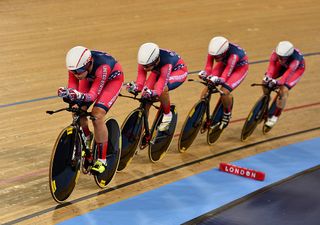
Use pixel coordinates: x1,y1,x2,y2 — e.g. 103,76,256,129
91,160,107,174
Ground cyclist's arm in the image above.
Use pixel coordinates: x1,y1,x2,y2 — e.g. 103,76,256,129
221,54,240,81
279,59,300,84
265,52,278,77
204,54,214,75
153,64,171,96
67,71,79,89
83,64,110,102
135,64,147,92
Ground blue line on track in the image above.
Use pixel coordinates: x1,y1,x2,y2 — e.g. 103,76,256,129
1,52,319,109
0,96,57,108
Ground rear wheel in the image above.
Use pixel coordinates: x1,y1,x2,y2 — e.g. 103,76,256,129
149,105,178,162
93,118,121,188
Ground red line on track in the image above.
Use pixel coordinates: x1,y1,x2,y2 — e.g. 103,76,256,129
0,101,319,186
174,101,320,137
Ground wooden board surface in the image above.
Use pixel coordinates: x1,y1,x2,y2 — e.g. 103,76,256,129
0,0,320,224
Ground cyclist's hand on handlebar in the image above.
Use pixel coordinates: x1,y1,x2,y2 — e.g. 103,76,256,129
263,76,278,89
141,87,157,99
126,81,139,95
57,87,69,98
207,75,223,85
198,70,207,80
67,88,85,101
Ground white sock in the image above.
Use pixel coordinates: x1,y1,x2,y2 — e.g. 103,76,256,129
164,111,172,118
98,159,106,165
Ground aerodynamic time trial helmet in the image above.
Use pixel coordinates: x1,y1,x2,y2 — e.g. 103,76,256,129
137,43,160,66
276,41,294,57
208,36,229,56
66,46,92,74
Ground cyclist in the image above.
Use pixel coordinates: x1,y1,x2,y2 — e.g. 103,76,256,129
198,36,249,129
126,42,188,138
57,46,124,173
262,41,305,127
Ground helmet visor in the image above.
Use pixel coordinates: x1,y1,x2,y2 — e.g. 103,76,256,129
142,56,160,70
213,52,226,61
277,55,289,62
70,61,92,75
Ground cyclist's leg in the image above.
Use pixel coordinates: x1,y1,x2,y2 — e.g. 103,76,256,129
266,67,304,127
158,64,188,131
220,64,248,128
143,71,157,119
79,80,93,141
92,71,123,173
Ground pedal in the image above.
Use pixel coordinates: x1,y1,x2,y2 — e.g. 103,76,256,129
210,122,220,130
200,120,210,134
140,133,151,149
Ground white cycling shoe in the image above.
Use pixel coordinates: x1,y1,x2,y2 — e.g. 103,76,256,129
158,112,172,131
265,115,278,128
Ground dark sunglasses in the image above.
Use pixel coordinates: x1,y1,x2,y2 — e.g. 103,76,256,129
277,55,289,60
213,52,226,61
70,61,92,75
142,57,160,69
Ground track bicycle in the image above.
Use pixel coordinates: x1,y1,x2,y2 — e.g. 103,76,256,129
240,83,280,141
47,107,121,203
178,78,229,152
118,93,177,171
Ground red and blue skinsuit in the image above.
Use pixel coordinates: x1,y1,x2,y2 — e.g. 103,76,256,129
204,43,249,92
265,49,305,89
67,50,124,111
135,49,188,114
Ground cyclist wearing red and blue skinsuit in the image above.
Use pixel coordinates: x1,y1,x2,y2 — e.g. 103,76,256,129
265,49,305,89
126,43,187,133
135,49,188,97
203,43,249,92
67,50,124,111
59,46,124,174
263,43,305,128
199,37,249,129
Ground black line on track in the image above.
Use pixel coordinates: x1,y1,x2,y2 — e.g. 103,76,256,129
3,126,320,225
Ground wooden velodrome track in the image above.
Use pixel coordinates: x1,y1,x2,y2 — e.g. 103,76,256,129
1,0,320,224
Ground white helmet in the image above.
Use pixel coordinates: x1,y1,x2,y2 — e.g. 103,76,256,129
208,36,229,56
66,46,92,70
276,41,294,57
137,43,160,65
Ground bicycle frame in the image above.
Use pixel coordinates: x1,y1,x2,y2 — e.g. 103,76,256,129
251,83,280,119
189,79,224,131
178,79,224,151
119,93,160,143
240,83,281,141
47,107,95,155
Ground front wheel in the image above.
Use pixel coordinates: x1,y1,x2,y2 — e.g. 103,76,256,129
241,95,269,141
93,118,121,188
178,100,207,152
49,126,82,203
207,98,225,145
118,109,144,171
